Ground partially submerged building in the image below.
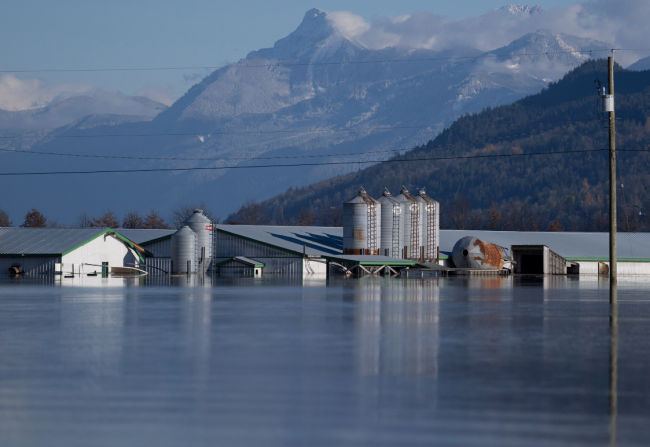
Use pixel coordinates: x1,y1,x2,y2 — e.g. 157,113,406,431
214,225,417,276
0,228,149,275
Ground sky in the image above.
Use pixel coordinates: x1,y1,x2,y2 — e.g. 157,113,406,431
0,0,646,110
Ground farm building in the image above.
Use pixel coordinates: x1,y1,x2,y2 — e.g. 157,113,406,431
214,225,650,276
214,225,418,276
115,229,175,274
0,228,149,276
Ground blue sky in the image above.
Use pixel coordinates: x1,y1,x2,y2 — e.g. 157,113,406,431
0,0,633,106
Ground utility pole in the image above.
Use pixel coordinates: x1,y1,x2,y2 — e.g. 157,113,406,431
608,54,617,284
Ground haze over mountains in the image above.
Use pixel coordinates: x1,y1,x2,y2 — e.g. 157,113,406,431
0,5,626,223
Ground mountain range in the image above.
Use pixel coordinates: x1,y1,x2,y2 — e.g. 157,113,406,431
244,60,650,232
0,6,615,223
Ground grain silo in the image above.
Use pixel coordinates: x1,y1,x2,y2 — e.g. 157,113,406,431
416,188,440,262
377,188,403,258
171,226,197,274
343,188,381,255
183,209,213,272
394,187,420,260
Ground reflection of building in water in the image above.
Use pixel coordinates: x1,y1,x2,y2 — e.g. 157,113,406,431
354,279,439,376
60,291,125,377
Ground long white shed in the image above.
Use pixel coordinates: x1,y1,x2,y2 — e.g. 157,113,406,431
0,228,148,276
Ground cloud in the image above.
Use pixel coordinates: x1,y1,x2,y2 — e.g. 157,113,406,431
183,73,203,83
324,0,650,66
133,85,176,106
0,74,95,111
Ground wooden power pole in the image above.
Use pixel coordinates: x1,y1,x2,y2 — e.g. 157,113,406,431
608,55,617,283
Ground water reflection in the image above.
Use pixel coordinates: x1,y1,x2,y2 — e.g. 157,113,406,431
0,276,648,446
609,283,618,446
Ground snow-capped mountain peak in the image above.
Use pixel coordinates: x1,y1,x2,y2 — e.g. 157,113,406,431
247,8,362,61
493,4,544,15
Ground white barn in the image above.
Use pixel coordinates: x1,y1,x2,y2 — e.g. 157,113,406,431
0,228,149,276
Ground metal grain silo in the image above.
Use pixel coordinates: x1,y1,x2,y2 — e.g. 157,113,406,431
378,188,403,258
171,225,198,274
394,187,420,260
183,209,213,272
416,188,440,262
451,236,505,269
343,188,381,255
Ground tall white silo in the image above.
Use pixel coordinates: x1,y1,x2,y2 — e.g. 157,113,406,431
378,188,403,258
416,188,440,262
394,187,420,260
183,209,213,272
343,188,381,255
171,226,198,274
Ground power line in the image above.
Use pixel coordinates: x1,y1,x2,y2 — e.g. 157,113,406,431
0,120,603,161
0,49,621,73
0,125,438,140
0,118,603,140
0,148,620,177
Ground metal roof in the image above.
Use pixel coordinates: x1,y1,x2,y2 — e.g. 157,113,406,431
439,230,650,261
217,225,343,256
114,229,175,244
217,225,650,261
0,228,112,255
233,257,265,267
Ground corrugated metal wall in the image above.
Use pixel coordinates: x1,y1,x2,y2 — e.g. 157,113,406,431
215,231,303,275
140,258,171,275
0,257,59,275
144,238,172,257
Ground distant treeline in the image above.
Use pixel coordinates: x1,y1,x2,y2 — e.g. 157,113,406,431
226,59,650,232
0,201,221,229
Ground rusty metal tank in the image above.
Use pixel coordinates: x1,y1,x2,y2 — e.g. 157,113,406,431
343,188,381,255
451,236,505,269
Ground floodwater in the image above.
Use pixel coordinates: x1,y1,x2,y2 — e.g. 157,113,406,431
0,276,649,447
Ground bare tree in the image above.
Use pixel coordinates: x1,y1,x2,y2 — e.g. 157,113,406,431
170,201,219,228
591,211,609,232
73,212,92,228
547,219,564,232
21,209,47,228
142,210,170,229
484,203,503,230
504,201,539,231
446,195,472,229
236,199,269,225
296,208,316,226
319,206,343,227
619,204,641,233
0,208,12,227
122,211,144,229
90,211,120,228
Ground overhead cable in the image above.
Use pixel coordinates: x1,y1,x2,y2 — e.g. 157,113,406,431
0,120,603,161
0,148,624,177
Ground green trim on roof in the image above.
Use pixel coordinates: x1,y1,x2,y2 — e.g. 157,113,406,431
61,229,147,265
323,255,417,266
110,231,147,265
214,258,234,267
566,257,650,262
61,229,112,257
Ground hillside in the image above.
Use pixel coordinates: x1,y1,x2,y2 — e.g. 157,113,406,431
0,8,611,223
236,59,650,232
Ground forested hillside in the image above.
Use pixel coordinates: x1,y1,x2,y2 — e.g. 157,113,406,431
229,60,650,232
